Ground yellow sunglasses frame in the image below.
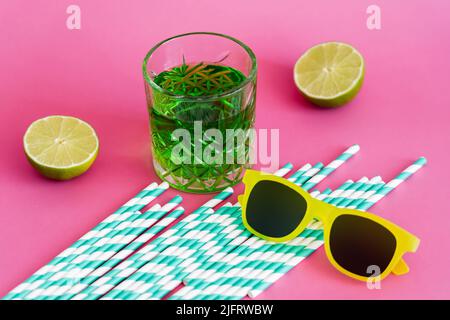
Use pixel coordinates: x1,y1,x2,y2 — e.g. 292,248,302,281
238,170,420,282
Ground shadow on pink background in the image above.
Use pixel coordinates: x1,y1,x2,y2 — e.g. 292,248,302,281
0,0,449,299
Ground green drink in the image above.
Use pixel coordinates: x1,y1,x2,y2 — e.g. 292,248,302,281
154,63,246,97
143,33,257,193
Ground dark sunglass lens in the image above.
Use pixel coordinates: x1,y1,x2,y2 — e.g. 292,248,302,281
246,180,307,238
330,214,397,277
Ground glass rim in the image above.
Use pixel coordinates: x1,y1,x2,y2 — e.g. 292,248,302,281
142,32,257,101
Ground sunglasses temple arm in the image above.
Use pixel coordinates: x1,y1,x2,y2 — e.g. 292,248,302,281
392,258,410,275
392,238,420,276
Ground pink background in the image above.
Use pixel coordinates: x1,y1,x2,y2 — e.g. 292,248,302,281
1,0,449,299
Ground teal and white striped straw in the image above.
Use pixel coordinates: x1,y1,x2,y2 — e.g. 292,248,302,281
77,206,216,300
119,206,239,299
59,206,185,300
98,163,294,300
146,155,422,300
71,184,238,300
302,144,360,191
97,147,358,300
140,163,303,300
340,176,382,208
287,163,312,181
99,205,236,300
292,162,324,185
103,163,295,300
74,164,292,299
26,200,171,300
140,206,246,300
347,178,385,209
358,157,427,210
108,205,243,300
9,146,410,301
32,196,183,300
26,202,163,300
5,181,169,300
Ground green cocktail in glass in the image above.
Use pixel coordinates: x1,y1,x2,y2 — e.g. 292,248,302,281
143,32,257,193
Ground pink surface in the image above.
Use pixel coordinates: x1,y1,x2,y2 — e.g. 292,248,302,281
0,0,449,299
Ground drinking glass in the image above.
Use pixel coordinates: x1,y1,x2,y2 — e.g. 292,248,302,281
143,32,257,193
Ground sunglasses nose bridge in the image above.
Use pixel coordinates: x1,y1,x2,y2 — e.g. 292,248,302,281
310,197,336,223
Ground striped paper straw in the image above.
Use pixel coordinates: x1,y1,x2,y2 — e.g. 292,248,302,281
347,178,385,209
49,184,233,302
60,206,185,300
205,228,324,300
106,163,295,300
5,181,169,300
287,164,312,181
99,163,293,300
143,197,279,300
15,201,159,299
332,177,369,206
113,205,243,300
83,164,292,300
80,207,216,300
191,187,234,215
143,208,249,300
71,180,241,301
302,144,360,191
162,166,302,299
121,206,240,299
100,204,238,300
26,203,163,300
35,197,183,300
339,176,382,208
248,159,425,298
291,162,324,185
71,204,216,300
273,162,294,177
358,157,427,210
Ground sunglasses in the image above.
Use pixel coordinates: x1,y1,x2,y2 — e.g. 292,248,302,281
238,170,420,282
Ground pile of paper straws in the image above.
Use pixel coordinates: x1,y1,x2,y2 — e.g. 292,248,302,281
3,145,426,300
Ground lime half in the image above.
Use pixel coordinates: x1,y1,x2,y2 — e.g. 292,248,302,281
23,115,99,180
294,42,365,107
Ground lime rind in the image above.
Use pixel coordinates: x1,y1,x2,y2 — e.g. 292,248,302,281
23,115,99,180
294,42,365,108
